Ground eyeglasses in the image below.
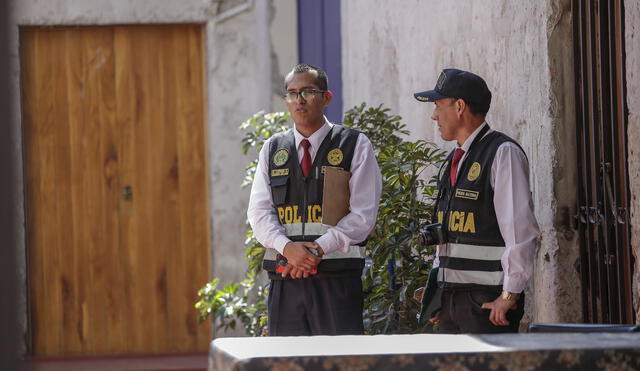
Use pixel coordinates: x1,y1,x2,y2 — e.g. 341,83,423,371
284,89,326,102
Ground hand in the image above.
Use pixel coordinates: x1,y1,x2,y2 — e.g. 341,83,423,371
283,242,322,272
413,287,425,303
280,264,309,279
428,310,441,325
307,242,325,258
481,296,518,326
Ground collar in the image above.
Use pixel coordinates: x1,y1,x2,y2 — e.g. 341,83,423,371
458,122,490,152
293,116,333,150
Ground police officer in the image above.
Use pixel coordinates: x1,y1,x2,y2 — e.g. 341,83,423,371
247,64,382,336
414,68,539,333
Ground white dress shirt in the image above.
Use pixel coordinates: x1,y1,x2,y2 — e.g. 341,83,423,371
247,118,382,256
434,122,540,293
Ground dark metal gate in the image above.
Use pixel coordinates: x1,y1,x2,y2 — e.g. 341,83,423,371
572,0,633,324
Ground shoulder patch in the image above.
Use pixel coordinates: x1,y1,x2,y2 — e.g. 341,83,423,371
273,149,289,167
327,148,344,166
467,162,481,181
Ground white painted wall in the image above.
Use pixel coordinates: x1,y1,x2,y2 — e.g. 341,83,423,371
341,0,583,326
271,0,298,113
9,0,298,345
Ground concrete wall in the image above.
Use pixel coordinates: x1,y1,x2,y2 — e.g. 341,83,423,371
341,0,582,326
625,0,640,324
271,0,298,113
9,0,297,347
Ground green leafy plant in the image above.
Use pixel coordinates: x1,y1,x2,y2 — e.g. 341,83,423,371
194,276,267,336
195,111,290,336
343,104,445,334
195,105,445,336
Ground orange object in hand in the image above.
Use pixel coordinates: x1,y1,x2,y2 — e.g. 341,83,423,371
275,253,317,275
276,264,317,275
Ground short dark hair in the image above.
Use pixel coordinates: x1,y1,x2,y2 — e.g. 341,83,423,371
451,97,489,116
464,99,489,115
285,63,329,91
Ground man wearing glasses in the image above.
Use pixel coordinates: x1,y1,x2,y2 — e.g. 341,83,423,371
247,64,382,336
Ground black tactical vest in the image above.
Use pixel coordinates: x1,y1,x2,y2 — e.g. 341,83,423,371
434,125,524,292
263,125,365,276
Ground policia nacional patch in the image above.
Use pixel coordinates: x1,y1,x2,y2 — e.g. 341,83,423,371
455,189,480,200
327,148,344,166
273,149,289,166
271,168,289,177
467,162,481,181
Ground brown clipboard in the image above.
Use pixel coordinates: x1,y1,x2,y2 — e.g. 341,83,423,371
321,166,351,226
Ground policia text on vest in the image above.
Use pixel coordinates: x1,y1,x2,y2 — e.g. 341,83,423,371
262,125,367,278
434,125,525,292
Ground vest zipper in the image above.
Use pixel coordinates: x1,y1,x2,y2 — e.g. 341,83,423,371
302,177,308,239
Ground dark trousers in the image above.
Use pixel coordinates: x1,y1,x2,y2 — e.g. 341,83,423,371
439,289,525,334
267,275,364,336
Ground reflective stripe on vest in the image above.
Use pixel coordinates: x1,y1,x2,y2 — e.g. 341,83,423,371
440,243,506,261
282,222,328,237
264,244,366,260
438,242,505,286
437,267,504,286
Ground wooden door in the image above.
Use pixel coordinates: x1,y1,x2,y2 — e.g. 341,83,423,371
21,25,212,356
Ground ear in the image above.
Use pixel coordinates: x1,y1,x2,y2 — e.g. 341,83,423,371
323,90,333,107
456,99,466,118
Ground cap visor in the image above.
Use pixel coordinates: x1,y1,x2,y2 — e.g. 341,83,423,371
414,90,448,103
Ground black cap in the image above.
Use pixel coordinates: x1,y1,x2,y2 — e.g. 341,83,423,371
414,68,491,112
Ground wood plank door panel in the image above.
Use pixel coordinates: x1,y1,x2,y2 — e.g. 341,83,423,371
22,27,79,355
22,24,211,356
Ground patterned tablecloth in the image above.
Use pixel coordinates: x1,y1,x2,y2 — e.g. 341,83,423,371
210,332,640,371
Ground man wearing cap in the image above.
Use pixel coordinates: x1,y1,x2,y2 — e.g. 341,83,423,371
248,63,382,336
414,68,539,333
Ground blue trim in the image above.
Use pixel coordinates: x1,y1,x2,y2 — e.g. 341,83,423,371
297,0,343,123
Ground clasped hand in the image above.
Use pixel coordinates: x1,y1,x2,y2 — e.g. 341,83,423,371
281,241,324,279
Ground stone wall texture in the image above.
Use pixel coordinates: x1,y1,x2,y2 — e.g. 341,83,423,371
625,0,640,324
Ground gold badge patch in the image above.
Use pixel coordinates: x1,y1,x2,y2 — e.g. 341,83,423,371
273,149,289,167
327,148,344,166
467,162,481,181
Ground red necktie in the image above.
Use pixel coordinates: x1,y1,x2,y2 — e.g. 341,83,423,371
300,139,312,178
450,148,465,186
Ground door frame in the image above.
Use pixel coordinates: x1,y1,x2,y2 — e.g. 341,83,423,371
572,0,634,324
10,2,221,356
